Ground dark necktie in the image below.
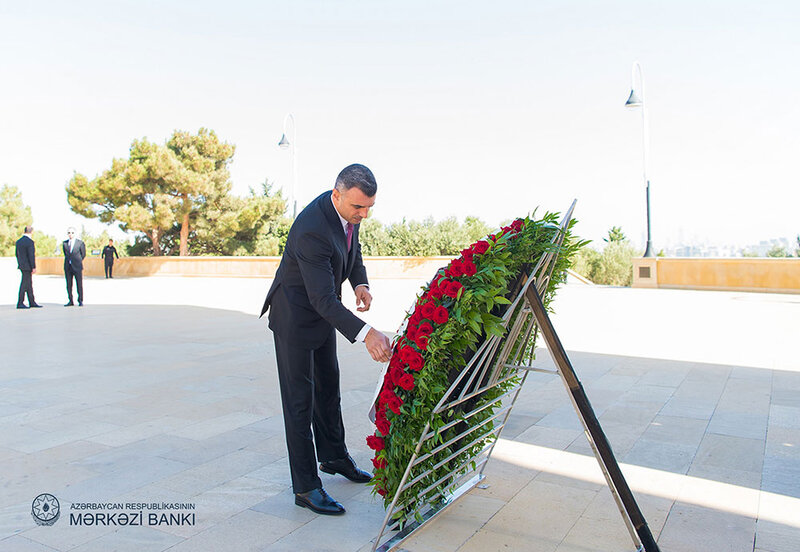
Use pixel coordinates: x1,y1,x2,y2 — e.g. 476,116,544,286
346,223,354,252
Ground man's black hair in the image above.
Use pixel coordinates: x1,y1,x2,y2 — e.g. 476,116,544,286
335,164,377,197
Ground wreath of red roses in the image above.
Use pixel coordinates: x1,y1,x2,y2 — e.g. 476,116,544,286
366,218,526,498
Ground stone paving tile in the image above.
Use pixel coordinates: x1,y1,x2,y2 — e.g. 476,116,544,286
755,519,800,552
266,496,387,552
692,433,765,474
450,479,597,552
769,405,800,430
391,494,505,552
0,502,33,541
707,410,769,440
159,427,275,466
623,439,696,474
165,509,304,552
686,463,763,489
761,456,800,499
765,426,800,460
67,525,183,552
657,502,756,552
21,518,118,552
658,396,718,420
157,450,272,496
58,456,192,503
0,535,60,551
640,414,708,447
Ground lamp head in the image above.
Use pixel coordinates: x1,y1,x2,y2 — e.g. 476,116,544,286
625,90,642,108
278,134,291,149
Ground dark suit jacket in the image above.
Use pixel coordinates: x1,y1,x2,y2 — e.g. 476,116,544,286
63,239,86,272
15,235,36,271
102,245,119,263
261,190,368,349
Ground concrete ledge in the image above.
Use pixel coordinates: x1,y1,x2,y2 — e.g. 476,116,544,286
633,257,800,293
29,256,454,279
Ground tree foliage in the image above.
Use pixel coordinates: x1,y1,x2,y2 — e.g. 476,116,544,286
360,216,492,256
0,184,58,257
0,184,32,255
767,244,790,258
126,181,289,256
573,226,639,286
67,128,235,256
604,225,627,243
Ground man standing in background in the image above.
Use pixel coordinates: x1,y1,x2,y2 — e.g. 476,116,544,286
101,239,119,278
15,226,42,309
63,227,86,306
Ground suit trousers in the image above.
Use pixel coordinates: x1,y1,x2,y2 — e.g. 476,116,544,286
104,261,113,278
273,329,348,494
65,265,83,303
17,270,35,306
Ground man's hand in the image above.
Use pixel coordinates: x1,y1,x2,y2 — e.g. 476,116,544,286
365,327,392,363
354,285,372,312
32,268,36,274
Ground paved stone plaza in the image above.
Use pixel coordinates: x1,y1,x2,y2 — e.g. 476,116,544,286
1,264,799,551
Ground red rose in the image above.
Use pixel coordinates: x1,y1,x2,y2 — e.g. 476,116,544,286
461,248,474,262
414,334,429,351
372,456,388,469
397,372,415,391
463,260,477,277
386,394,403,415
511,219,524,231
444,280,463,298
473,240,489,254
447,258,465,278
406,350,424,372
377,487,387,497
417,322,432,336
420,301,436,319
375,408,390,434
409,310,422,326
405,324,418,341
366,434,385,451
432,306,449,325
380,388,397,403
388,364,405,386
399,345,416,363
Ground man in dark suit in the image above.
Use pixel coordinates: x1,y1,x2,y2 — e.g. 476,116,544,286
261,164,392,516
15,226,42,309
62,227,86,306
101,239,119,278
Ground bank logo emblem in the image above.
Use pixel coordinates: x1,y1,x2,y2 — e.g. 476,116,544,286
31,494,60,526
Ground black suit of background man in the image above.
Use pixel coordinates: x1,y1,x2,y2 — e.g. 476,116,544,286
63,230,86,306
15,226,41,309
101,241,119,278
261,164,391,515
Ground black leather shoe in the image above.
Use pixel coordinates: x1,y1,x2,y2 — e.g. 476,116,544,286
17,305,29,309
294,488,345,515
64,302,74,307
320,454,372,483
78,301,83,306
31,304,43,308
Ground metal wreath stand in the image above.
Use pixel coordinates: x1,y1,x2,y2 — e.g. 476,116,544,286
371,201,661,552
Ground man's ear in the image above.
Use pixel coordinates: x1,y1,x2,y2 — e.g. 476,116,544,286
332,188,341,203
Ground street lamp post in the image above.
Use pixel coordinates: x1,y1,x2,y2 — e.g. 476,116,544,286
625,61,655,257
278,113,298,218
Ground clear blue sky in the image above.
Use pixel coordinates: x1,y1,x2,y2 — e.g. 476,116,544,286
1,1,798,250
